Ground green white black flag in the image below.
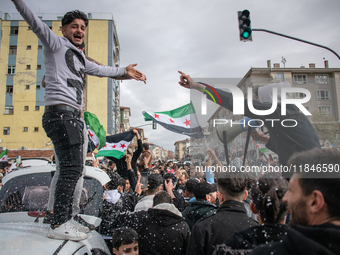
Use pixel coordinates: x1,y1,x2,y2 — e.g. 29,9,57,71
143,102,204,139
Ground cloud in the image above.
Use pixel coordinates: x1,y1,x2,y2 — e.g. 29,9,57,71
2,0,340,151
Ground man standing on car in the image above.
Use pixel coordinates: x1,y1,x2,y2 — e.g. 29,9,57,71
11,0,146,241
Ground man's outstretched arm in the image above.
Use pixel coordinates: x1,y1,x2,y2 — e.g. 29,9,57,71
11,0,62,51
85,60,146,83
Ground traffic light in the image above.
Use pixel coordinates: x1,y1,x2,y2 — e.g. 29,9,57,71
237,9,252,42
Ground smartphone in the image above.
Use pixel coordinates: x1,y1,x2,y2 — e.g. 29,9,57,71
140,172,148,189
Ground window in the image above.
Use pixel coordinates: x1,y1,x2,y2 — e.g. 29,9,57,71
23,127,28,132
276,73,284,82
35,106,40,111
294,93,306,99
36,85,41,90
25,85,30,90
27,45,32,50
316,90,330,100
7,65,16,74
293,74,307,84
26,65,31,70
3,127,10,135
315,75,328,84
124,113,128,119
34,127,39,132
10,26,19,35
318,106,331,115
9,46,17,55
5,106,14,115
24,106,29,111
38,45,43,50
6,85,13,93
37,65,42,70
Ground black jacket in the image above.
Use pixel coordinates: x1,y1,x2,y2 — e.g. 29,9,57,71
187,200,258,255
222,224,289,253
110,204,190,255
204,86,321,168
182,200,217,230
100,192,138,235
251,223,340,255
173,189,186,212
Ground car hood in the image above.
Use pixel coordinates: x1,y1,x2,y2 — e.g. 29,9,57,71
0,221,109,255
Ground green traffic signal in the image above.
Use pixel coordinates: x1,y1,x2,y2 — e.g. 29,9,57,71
238,9,253,41
242,28,252,39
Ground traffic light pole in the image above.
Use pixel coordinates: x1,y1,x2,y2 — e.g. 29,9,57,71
252,28,340,60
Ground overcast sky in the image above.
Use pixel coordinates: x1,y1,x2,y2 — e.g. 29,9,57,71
2,0,340,151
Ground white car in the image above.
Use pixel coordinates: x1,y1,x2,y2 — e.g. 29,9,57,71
0,163,112,255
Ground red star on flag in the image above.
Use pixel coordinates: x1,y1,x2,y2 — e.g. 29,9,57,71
103,144,107,148
111,145,116,149
184,119,191,126
154,114,160,119
120,143,126,149
1,157,5,161
169,118,174,123
88,130,94,139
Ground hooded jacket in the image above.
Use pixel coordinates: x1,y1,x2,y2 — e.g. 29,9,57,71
100,191,137,235
134,194,155,212
110,203,190,255
187,200,257,255
222,224,289,253
182,200,217,229
204,83,320,168
251,223,340,255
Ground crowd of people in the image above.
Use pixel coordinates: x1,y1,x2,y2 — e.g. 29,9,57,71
73,144,339,255
5,0,340,254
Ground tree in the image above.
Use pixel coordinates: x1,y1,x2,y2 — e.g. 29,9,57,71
310,110,340,147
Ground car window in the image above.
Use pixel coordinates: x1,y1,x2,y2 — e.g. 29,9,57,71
0,172,103,217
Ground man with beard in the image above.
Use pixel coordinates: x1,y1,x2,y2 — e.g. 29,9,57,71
11,0,146,241
252,147,340,255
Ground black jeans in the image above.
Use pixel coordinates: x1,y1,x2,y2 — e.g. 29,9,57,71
42,110,84,225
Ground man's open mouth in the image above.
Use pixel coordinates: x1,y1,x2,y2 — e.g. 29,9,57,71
74,34,82,40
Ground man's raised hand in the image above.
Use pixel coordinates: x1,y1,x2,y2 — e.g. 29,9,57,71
126,64,147,84
178,71,205,90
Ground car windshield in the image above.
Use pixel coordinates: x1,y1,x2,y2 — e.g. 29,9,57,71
0,171,104,217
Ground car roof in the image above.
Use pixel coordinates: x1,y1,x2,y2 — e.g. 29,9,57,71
0,221,109,255
2,164,110,186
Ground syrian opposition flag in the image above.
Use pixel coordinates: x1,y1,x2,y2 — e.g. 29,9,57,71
143,102,204,139
84,111,106,151
0,149,8,162
96,131,135,159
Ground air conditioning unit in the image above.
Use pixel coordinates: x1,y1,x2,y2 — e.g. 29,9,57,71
21,146,27,150
0,146,6,151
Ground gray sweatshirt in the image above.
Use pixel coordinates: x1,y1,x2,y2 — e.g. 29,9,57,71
13,0,126,110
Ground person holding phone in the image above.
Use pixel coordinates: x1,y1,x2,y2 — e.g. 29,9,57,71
134,174,163,212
